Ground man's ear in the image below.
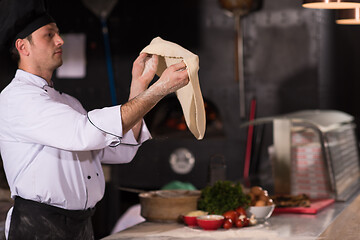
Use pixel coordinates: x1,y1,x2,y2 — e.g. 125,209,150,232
15,39,30,56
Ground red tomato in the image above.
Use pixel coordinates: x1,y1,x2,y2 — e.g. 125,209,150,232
223,210,238,223
242,217,250,227
235,218,244,228
235,207,247,217
223,218,233,229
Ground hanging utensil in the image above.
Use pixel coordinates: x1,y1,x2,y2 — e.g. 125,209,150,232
218,0,259,119
82,0,118,105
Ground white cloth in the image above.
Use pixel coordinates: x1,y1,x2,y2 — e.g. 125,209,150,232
0,69,151,236
111,204,145,234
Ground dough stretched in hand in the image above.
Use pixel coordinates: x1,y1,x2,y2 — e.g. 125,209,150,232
141,37,206,140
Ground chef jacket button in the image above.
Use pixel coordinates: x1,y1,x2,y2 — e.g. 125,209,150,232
87,176,91,179
96,173,99,176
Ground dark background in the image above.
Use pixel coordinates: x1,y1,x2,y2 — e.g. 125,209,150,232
1,0,360,238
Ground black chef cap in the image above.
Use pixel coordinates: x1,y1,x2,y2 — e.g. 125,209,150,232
0,0,55,50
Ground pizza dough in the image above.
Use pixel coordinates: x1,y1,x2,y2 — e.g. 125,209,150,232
141,37,206,140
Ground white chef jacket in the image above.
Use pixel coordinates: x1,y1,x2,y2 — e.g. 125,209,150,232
0,70,151,235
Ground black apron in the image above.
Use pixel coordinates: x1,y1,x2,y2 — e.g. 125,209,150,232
8,197,95,240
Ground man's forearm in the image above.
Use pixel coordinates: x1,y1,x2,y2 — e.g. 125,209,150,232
121,85,165,136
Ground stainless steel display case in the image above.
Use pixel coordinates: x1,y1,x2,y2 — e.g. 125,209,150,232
245,110,360,201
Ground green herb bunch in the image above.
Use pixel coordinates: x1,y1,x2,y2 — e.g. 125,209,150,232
198,180,251,215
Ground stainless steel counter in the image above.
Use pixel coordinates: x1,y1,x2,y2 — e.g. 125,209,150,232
103,193,360,240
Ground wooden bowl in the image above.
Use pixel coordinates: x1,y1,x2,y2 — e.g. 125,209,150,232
139,190,201,222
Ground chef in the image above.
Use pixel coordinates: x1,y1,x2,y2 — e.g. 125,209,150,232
0,0,189,239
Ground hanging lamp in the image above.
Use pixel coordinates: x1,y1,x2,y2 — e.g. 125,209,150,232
336,8,360,24
303,0,360,9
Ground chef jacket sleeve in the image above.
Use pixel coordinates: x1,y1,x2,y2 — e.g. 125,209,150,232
94,139,143,164
2,86,151,151
87,105,152,148
89,107,152,164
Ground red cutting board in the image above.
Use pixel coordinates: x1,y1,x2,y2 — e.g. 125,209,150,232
273,199,335,214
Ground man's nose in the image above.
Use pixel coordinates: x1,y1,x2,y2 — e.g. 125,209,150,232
56,34,64,46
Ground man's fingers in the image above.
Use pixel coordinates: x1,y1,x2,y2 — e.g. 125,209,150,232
141,53,150,62
151,54,159,66
134,53,149,65
171,61,187,71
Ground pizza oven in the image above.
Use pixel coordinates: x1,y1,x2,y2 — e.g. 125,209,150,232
112,94,227,191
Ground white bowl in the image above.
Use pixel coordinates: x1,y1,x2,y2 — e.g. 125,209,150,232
246,204,275,223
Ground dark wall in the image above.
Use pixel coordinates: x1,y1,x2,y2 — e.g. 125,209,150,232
47,0,201,110
1,0,360,238
334,22,360,134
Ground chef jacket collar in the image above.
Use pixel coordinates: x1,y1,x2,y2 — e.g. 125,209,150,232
15,69,53,89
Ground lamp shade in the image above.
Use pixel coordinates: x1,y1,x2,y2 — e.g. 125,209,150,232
336,8,360,24
303,0,360,9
